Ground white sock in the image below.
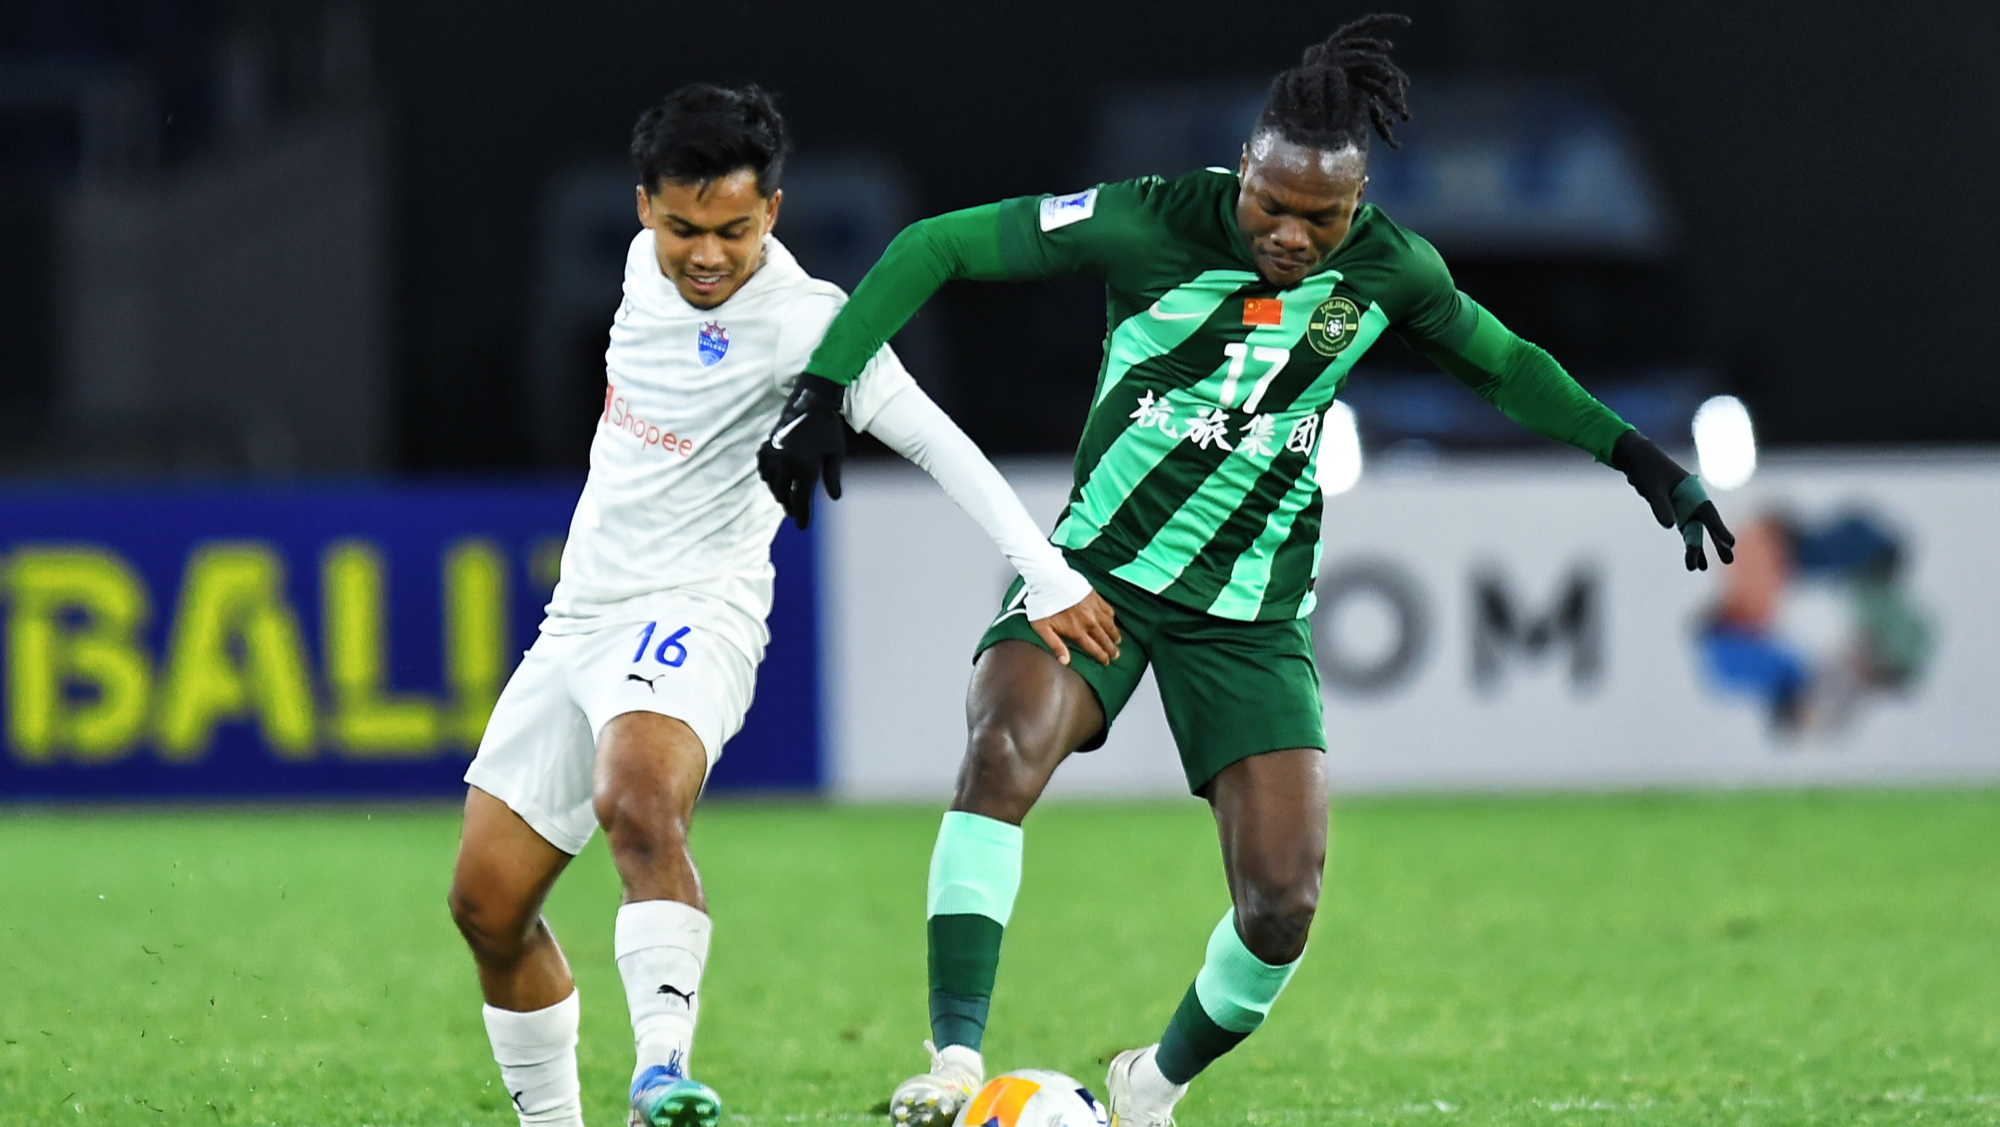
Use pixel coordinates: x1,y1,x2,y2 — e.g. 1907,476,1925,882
615,899,711,1082
1131,1045,1189,1109
482,990,584,1127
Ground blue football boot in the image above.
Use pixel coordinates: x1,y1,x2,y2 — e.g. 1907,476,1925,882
628,1059,721,1127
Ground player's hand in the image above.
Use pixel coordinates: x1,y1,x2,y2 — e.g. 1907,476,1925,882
1031,590,1121,667
758,373,846,529
1611,429,1736,571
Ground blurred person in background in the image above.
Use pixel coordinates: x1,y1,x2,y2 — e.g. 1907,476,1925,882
1700,510,1931,735
759,13,1733,1126
445,84,1117,1127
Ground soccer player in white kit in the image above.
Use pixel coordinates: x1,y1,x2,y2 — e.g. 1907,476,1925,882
445,85,1121,1127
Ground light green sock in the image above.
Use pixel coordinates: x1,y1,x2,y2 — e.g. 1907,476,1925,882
1155,909,1301,1084
925,811,1023,1051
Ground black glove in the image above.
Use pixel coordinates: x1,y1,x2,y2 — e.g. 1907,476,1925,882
758,373,846,530
1610,429,1736,571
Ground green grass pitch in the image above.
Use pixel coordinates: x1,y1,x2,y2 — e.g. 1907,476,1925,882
1,789,1996,1125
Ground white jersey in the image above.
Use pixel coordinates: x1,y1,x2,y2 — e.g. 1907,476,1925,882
542,232,913,659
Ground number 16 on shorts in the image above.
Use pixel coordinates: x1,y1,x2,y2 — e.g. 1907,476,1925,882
633,622,691,668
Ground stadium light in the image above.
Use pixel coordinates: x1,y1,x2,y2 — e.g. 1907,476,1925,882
1692,394,1757,490
1317,401,1364,495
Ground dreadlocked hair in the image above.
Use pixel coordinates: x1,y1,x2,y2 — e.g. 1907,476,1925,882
1256,13,1413,153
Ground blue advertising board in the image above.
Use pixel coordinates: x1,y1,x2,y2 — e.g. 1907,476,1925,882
0,484,819,800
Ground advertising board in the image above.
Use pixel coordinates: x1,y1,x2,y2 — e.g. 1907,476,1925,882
0,485,818,800
824,455,2000,799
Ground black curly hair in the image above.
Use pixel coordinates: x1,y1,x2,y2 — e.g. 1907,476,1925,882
1255,13,1413,154
630,83,792,196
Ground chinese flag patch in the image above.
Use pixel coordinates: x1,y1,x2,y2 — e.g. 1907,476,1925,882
1243,298,1283,326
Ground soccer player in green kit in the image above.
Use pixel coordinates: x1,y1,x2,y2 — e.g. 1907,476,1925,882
761,14,1735,1125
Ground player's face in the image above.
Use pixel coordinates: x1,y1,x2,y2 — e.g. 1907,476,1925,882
637,169,782,308
1235,134,1368,288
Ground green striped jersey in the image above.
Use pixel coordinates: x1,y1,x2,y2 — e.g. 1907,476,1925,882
997,170,1470,621
803,166,1629,623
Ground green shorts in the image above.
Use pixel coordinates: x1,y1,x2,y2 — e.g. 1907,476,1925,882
976,552,1326,793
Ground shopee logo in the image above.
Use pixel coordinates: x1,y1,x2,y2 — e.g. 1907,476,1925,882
603,384,696,457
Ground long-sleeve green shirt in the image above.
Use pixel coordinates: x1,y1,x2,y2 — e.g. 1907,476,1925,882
807,169,1632,621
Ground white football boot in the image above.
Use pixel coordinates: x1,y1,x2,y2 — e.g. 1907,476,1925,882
1105,1046,1187,1127
888,1039,982,1127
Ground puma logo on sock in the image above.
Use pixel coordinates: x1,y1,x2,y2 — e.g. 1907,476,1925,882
656,984,696,1006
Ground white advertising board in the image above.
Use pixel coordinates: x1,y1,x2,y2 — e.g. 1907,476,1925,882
822,453,2000,800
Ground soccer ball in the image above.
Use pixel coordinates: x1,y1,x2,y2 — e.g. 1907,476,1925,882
955,1070,1109,1127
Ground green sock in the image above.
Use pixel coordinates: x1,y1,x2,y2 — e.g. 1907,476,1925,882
928,915,1002,1049
1155,909,1301,1084
924,811,1023,1052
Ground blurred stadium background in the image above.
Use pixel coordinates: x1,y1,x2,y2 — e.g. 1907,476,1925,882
3,2,1997,1124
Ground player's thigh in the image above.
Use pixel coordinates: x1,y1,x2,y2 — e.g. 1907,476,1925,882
970,573,1150,757
966,641,1111,762
462,632,601,857
951,641,1109,819
451,785,574,943
590,711,709,835
565,608,762,823
1150,611,1326,795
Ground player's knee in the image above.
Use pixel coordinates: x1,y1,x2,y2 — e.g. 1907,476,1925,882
595,788,689,866
447,883,535,964
961,720,1052,811
965,720,1027,774
1235,876,1320,965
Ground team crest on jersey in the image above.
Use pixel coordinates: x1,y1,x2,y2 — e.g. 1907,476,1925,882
1307,296,1363,357
696,321,730,367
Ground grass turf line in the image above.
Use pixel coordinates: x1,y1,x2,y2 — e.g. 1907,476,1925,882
0,790,1995,1125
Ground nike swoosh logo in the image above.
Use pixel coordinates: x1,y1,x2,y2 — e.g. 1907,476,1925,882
1148,298,1205,320
768,413,806,451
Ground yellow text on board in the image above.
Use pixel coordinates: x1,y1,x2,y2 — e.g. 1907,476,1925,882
2,539,511,764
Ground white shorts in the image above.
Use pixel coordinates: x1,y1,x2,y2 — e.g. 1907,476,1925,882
464,603,762,855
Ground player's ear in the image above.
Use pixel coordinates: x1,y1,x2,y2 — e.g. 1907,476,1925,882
635,184,654,228
762,188,782,235
1238,144,1251,177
